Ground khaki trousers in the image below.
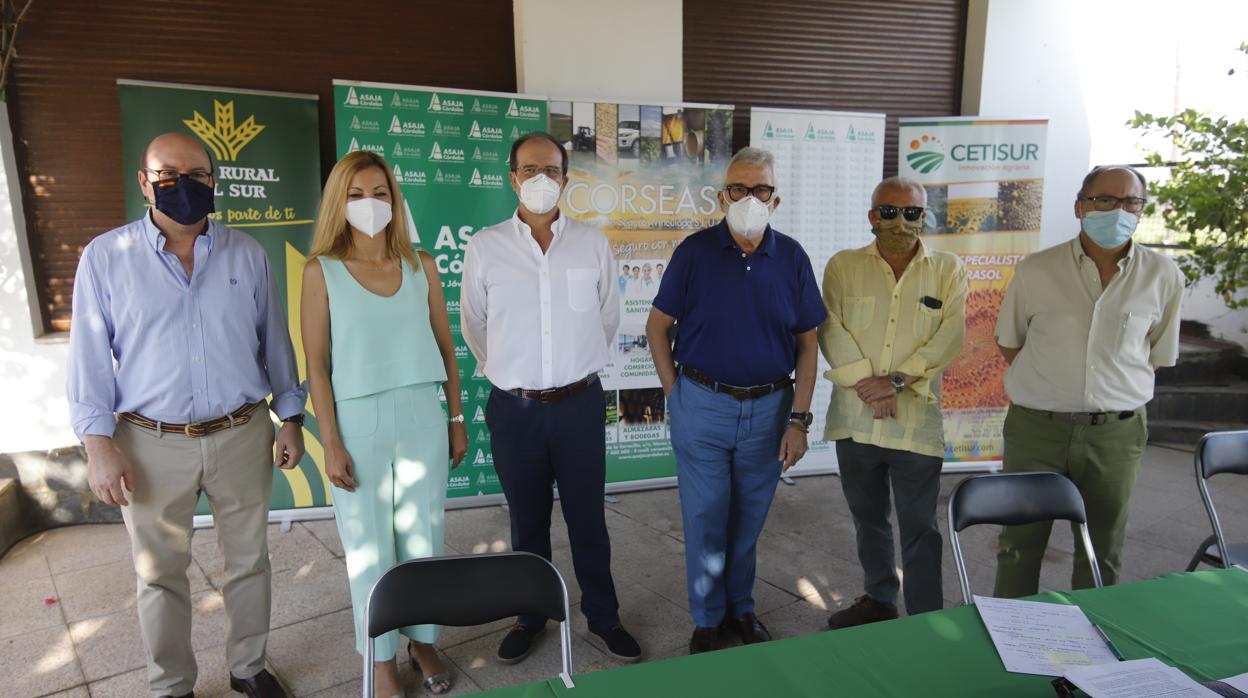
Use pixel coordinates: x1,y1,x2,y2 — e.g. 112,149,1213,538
114,412,275,697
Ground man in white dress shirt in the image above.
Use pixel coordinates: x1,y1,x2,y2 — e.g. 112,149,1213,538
461,132,641,665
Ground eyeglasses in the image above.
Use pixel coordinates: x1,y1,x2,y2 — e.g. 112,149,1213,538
145,168,213,186
1082,195,1146,214
724,184,776,203
875,205,925,222
514,165,564,179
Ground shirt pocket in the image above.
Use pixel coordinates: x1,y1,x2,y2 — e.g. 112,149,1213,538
566,268,599,313
913,303,943,342
843,296,876,334
1118,311,1155,351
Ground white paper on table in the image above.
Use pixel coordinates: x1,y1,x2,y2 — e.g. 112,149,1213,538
1063,658,1220,697
973,595,1120,676
1222,671,1248,692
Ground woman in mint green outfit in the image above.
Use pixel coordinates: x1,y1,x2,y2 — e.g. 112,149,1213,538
302,151,467,697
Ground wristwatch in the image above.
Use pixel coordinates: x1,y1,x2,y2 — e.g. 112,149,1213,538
449,414,465,424
282,414,305,427
890,373,907,393
789,411,813,427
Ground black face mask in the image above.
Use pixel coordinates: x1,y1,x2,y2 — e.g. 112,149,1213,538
151,175,215,225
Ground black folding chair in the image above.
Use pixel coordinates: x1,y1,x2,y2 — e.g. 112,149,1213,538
362,551,575,697
948,471,1103,605
1185,430,1248,571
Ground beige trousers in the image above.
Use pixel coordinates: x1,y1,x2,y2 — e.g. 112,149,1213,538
114,412,275,697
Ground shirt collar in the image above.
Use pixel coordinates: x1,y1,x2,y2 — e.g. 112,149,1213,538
142,211,216,253
512,208,567,238
861,236,929,262
715,218,777,256
1071,235,1135,268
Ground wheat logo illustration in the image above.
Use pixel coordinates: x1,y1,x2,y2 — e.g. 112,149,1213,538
183,100,264,162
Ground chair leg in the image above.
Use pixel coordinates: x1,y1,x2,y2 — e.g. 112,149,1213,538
1186,534,1218,572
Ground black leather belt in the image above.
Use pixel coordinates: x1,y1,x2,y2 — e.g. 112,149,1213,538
679,365,792,401
507,374,599,403
1021,405,1138,426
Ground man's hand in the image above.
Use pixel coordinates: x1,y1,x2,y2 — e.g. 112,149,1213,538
274,421,305,470
84,436,134,506
855,376,896,404
778,424,808,472
871,394,898,420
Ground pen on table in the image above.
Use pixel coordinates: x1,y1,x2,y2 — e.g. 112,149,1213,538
1091,622,1125,661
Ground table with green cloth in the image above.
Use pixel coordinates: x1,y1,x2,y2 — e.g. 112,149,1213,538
476,569,1248,697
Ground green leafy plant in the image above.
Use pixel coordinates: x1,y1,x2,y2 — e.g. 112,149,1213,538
1129,42,1248,307
0,0,34,102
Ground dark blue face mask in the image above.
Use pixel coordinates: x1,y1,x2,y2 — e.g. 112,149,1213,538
151,175,215,225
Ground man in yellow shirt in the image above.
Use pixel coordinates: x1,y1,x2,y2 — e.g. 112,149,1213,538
819,176,967,627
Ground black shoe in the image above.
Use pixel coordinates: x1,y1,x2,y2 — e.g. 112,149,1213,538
496,622,546,664
689,625,719,654
723,612,772,644
826,595,899,629
158,694,193,698
589,624,641,663
229,669,287,697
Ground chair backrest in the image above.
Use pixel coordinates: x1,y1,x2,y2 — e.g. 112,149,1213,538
1197,430,1248,480
366,551,567,639
947,472,1102,605
949,471,1088,532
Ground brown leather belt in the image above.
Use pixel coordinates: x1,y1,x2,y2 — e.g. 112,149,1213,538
679,365,792,401
119,401,265,437
507,374,599,403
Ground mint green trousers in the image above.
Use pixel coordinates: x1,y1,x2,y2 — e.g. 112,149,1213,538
332,383,448,659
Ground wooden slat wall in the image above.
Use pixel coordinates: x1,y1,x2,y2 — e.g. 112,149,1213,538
684,0,966,176
8,0,516,332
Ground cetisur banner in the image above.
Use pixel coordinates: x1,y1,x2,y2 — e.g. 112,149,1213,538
548,99,733,486
898,116,1048,465
332,80,548,501
118,79,326,512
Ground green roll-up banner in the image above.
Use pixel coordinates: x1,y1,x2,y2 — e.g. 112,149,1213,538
118,80,327,513
332,80,548,500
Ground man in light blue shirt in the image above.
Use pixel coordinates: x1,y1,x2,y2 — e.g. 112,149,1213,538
67,132,304,698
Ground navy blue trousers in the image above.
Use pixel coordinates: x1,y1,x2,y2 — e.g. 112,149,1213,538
486,381,620,630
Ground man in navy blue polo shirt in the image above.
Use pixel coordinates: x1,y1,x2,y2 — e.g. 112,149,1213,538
646,147,826,654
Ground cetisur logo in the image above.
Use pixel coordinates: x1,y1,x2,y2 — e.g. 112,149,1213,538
905,134,946,174
183,100,263,162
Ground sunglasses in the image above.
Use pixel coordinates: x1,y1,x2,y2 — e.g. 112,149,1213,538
875,205,926,222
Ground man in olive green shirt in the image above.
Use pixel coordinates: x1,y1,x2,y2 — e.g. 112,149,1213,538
994,165,1184,597
819,176,967,627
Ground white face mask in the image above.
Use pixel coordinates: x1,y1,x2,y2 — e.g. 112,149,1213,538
345,197,392,238
518,173,561,215
725,195,772,240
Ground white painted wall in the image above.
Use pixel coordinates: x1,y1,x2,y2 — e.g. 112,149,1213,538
0,108,74,453
513,0,682,103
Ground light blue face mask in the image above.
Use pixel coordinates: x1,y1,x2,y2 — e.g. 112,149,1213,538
1082,208,1138,249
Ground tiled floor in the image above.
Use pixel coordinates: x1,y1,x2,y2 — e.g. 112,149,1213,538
2,443,1243,697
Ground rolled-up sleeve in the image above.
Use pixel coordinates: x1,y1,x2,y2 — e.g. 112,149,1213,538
67,246,119,438
256,253,306,420
818,256,873,388
460,236,489,364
